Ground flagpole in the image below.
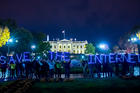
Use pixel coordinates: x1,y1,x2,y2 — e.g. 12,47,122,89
62,30,65,39
64,31,65,39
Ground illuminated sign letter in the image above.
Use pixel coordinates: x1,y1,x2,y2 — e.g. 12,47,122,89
55,52,63,60
16,53,23,63
49,51,54,60
95,55,103,64
9,56,15,64
138,54,140,63
0,56,6,64
88,55,93,64
128,54,136,63
116,54,123,63
23,52,31,62
109,53,116,63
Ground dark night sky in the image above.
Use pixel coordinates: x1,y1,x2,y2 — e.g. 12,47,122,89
0,0,140,47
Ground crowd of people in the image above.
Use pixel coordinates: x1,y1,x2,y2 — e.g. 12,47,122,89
82,60,140,78
0,58,139,80
0,59,71,80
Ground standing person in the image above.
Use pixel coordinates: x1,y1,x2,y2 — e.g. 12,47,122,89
96,62,101,78
55,60,62,78
1,61,7,79
45,59,49,79
40,59,49,79
0,62,1,79
88,61,94,78
10,61,16,79
25,61,29,79
108,63,113,77
37,59,43,79
15,61,20,78
115,63,119,76
82,60,88,78
102,62,107,78
40,60,46,78
48,60,55,78
33,59,40,79
26,61,33,79
29,61,34,79
63,60,71,78
22,60,26,78
103,62,110,78
19,61,24,78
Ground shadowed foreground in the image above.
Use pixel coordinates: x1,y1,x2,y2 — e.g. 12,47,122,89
26,78,140,93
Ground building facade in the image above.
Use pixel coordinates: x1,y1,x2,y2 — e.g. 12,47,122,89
45,39,88,54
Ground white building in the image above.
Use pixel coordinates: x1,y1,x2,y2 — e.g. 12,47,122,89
44,38,88,54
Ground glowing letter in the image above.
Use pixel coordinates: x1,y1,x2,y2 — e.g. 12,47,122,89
16,53,22,63
138,54,140,63
0,56,6,64
89,55,93,64
109,53,116,63
95,55,103,64
116,54,123,63
23,52,31,62
128,54,136,63
9,56,15,64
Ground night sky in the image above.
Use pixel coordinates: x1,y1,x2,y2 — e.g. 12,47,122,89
0,0,140,47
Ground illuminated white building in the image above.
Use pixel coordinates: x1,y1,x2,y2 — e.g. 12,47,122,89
44,38,88,54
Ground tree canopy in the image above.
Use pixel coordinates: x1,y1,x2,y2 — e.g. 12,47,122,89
0,26,10,47
85,43,95,54
0,18,51,55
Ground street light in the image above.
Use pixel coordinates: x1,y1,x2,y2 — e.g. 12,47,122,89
7,38,18,56
128,37,139,54
31,45,36,50
15,40,18,43
31,45,36,57
99,44,106,49
99,43,108,50
8,38,13,43
98,43,109,54
130,37,138,42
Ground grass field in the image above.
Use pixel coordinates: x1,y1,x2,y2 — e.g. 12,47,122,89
0,81,13,86
27,78,140,93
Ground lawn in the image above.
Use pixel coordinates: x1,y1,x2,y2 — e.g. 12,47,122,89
0,81,14,86
27,78,140,93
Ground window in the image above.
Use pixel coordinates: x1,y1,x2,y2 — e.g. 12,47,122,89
64,46,65,48
77,50,80,54
77,46,79,48
68,46,70,48
59,46,61,48
81,46,83,48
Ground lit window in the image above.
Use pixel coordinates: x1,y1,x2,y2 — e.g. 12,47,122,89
77,50,79,53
